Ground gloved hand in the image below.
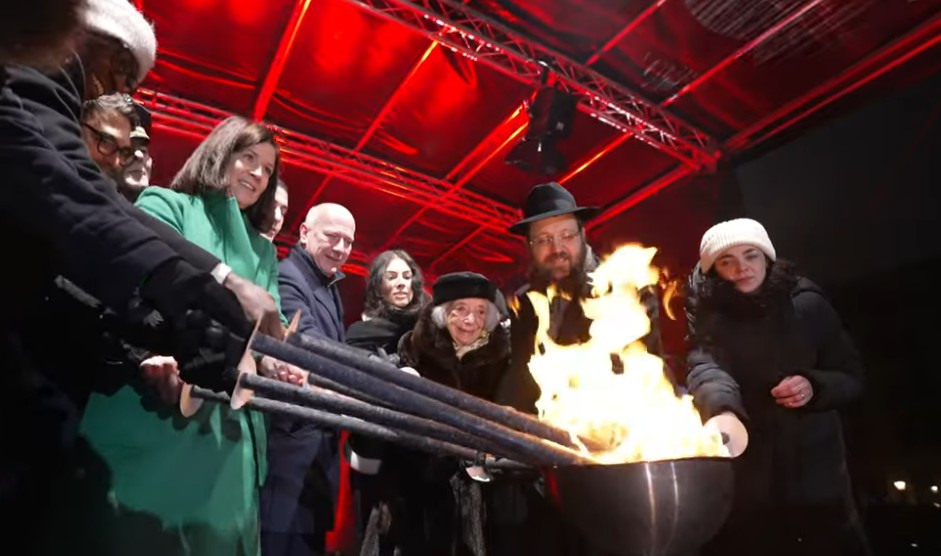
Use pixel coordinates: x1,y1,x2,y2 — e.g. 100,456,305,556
136,258,251,393
139,258,250,339
704,411,749,457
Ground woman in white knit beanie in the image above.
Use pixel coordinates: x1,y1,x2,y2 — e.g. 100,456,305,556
684,218,870,556
698,217,777,294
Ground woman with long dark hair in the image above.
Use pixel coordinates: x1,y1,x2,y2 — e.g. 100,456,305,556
79,116,285,556
344,250,429,555
685,218,870,556
346,249,430,358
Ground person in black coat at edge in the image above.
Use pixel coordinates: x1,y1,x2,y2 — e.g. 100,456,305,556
343,249,431,555
0,0,281,543
685,218,871,556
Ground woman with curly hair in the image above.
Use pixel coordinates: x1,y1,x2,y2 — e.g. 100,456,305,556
685,218,870,556
344,250,429,554
346,249,430,359
80,116,286,556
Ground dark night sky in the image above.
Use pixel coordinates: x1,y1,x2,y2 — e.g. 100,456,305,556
736,70,941,289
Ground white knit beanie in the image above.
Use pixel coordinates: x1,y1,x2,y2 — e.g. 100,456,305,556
84,0,156,85
699,218,776,272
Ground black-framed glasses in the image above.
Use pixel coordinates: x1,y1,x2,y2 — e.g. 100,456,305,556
83,123,137,162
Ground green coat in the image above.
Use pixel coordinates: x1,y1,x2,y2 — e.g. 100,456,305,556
80,188,281,556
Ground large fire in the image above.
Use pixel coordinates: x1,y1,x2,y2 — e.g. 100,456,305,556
527,244,729,464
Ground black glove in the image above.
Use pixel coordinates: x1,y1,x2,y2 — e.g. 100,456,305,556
137,259,251,392
139,258,249,338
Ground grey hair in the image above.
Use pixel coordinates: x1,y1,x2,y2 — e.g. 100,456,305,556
431,301,501,333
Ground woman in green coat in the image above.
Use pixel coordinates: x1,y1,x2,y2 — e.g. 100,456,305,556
80,116,284,556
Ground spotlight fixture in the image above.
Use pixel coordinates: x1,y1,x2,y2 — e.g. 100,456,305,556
506,82,578,177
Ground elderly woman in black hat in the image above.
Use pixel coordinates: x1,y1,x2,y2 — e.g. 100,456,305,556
399,272,506,396
349,271,519,556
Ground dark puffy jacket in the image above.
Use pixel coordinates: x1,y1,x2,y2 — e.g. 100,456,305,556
685,262,868,554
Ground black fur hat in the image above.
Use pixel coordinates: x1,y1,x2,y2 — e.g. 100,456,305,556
432,272,496,306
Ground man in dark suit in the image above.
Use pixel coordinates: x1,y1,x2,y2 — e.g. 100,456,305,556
262,203,357,556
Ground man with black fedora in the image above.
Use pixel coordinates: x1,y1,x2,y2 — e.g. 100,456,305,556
499,181,664,414
491,182,661,556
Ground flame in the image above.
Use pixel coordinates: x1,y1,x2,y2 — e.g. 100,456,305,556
527,243,728,464
661,273,681,321
507,292,521,316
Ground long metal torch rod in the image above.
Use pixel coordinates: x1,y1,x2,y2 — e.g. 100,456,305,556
192,387,527,469
236,374,537,464
283,330,603,451
251,335,592,466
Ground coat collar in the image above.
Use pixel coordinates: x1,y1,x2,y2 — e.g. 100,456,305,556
289,244,345,287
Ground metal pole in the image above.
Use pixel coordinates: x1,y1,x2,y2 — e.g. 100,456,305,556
251,335,592,466
193,388,527,470
236,374,537,464
283,330,604,452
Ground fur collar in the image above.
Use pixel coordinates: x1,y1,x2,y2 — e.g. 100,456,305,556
398,304,510,393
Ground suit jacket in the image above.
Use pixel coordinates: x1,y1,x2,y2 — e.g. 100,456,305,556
261,244,346,535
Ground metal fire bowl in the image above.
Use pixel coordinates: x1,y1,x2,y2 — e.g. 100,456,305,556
545,457,733,556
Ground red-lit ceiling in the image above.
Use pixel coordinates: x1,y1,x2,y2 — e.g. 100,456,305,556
136,0,941,295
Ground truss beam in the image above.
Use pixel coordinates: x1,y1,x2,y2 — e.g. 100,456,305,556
346,0,720,168
289,41,439,233
136,90,522,239
728,10,941,152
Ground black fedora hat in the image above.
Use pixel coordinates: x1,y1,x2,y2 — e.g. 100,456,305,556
508,182,598,236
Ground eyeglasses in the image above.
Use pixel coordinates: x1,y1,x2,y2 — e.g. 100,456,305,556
83,123,137,163
450,304,486,321
529,229,580,248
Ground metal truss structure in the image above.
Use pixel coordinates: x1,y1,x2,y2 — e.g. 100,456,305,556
136,89,522,239
136,89,524,275
348,0,720,169
138,0,940,273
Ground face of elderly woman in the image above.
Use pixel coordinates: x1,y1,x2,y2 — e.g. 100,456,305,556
714,244,768,294
446,298,489,347
381,256,414,308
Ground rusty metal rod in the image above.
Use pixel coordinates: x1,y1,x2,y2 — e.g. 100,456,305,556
284,329,603,451
251,335,592,466
193,388,527,469
235,374,538,464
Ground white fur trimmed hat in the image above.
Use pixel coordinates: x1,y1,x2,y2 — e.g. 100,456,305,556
84,0,157,85
699,218,776,272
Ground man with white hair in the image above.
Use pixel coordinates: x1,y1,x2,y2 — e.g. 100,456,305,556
264,202,356,556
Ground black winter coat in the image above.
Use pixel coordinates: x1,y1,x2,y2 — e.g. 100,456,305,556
685,263,869,555
0,59,222,509
352,305,526,556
